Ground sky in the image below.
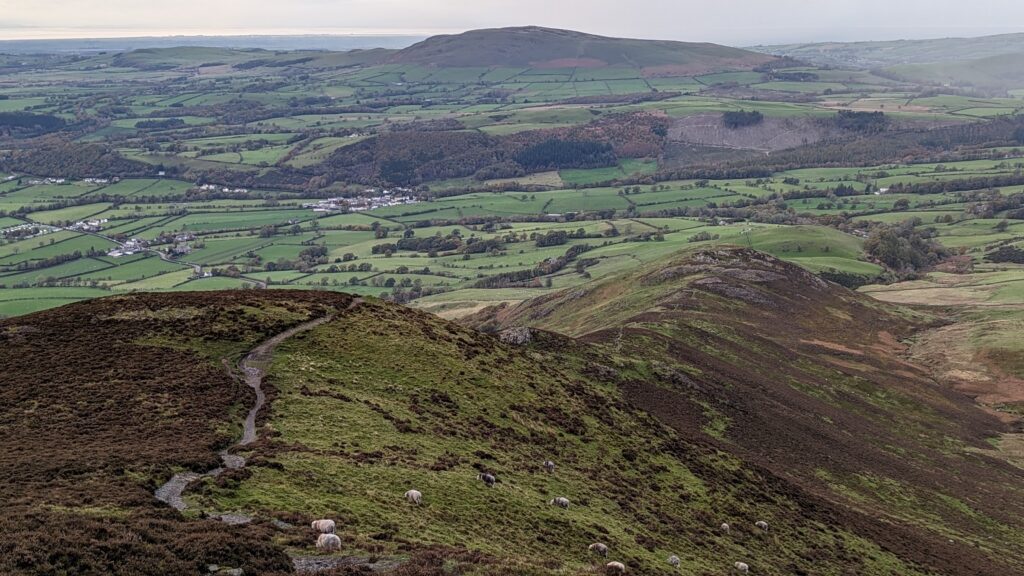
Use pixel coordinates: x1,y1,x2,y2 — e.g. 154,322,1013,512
3,0,1024,45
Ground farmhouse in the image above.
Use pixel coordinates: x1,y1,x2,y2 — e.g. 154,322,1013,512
108,238,147,258
69,219,108,232
170,242,192,256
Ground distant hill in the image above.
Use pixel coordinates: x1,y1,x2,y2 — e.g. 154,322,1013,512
0,34,421,54
883,52,1024,91
389,26,777,74
754,32,1024,69
96,45,393,71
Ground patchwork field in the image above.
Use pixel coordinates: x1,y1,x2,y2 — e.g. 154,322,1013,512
3,143,1024,316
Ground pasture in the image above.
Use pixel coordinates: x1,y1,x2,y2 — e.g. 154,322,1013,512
1,47,1023,317
4,144,1024,314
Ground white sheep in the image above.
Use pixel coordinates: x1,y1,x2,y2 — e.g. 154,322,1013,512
405,489,422,505
316,533,341,551
588,542,609,557
734,561,750,573
720,522,731,534
310,519,335,534
548,496,570,509
667,554,681,568
755,520,769,532
543,460,556,473
477,472,497,488
605,561,626,574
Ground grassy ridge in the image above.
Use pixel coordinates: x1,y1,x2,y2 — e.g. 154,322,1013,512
197,297,925,575
468,247,1024,575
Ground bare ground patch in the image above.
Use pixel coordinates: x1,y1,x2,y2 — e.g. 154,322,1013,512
668,113,843,151
801,339,865,355
911,321,1024,406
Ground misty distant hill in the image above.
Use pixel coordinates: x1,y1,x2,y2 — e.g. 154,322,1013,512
389,26,777,74
753,32,1024,69
752,33,1024,91
0,34,423,54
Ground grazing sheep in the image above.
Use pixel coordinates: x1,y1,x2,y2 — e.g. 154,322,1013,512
477,472,497,488
310,519,336,534
720,522,730,534
755,520,769,531
605,561,626,574
588,542,609,557
548,496,570,509
667,554,681,567
543,460,556,473
405,489,422,505
734,561,749,573
316,533,341,551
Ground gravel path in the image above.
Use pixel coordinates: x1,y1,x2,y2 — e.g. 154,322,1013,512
155,314,335,511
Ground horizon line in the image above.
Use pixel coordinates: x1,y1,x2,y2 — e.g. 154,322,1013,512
2,25,1024,45
0,27,450,42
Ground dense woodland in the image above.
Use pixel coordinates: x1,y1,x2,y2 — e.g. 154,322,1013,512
722,110,764,128
0,112,67,137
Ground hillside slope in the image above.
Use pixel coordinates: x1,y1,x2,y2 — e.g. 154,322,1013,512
754,32,1024,68
389,26,776,74
883,52,1024,90
1,290,940,575
468,247,1024,575
0,291,350,575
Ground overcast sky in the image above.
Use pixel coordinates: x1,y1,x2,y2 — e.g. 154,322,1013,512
4,0,1024,45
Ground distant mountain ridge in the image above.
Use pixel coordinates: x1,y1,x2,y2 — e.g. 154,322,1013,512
0,35,421,54
754,32,1024,68
388,26,777,73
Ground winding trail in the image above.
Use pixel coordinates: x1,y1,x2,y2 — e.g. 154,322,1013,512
155,314,335,511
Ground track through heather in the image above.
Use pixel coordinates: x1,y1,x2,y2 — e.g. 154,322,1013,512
155,314,337,511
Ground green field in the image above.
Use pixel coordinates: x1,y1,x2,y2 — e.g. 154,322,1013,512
4,146,1024,314
0,41,1022,318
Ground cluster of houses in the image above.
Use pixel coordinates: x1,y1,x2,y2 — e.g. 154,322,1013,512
7,175,117,187
1,223,57,239
196,184,250,194
69,219,108,233
108,238,147,258
27,177,67,185
168,233,196,256
304,189,418,213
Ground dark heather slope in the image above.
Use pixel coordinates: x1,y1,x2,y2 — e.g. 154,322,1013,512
1,289,932,575
388,26,777,74
0,292,351,576
467,247,1024,576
